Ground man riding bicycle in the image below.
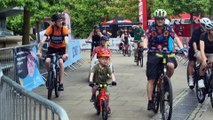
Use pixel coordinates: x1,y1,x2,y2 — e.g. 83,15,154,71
187,18,210,88
195,20,213,88
132,25,145,62
143,9,185,111
37,13,69,91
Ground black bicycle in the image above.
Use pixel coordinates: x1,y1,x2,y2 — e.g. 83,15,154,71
195,61,213,106
45,53,62,99
150,50,180,120
135,41,143,67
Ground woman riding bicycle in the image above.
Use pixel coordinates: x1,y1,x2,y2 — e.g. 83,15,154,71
143,9,185,111
195,20,213,89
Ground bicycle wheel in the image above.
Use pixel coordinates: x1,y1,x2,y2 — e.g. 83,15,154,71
47,71,54,99
128,50,131,57
161,76,173,120
55,70,60,98
153,80,160,113
140,51,143,67
102,100,108,120
195,81,206,103
209,74,213,108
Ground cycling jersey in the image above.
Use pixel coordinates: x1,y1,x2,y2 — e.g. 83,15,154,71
200,32,213,53
92,34,101,47
133,28,144,41
146,24,175,51
45,25,69,49
188,27,203,49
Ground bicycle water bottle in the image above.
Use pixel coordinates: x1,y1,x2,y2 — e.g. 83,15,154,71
168,36,173,52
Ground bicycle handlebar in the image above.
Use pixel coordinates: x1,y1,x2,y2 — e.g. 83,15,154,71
147,49,182,58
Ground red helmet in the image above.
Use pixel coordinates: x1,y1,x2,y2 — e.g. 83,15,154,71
97,50,110,58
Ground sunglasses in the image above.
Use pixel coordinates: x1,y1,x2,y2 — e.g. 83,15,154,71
156,18,165,21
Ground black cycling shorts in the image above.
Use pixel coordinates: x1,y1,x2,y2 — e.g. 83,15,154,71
46,47,65,58
146,53,178,80
188,47,196,61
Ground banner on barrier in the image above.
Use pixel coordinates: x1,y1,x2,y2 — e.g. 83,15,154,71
16,47,45,91
78,38,134,51
64,40,82,67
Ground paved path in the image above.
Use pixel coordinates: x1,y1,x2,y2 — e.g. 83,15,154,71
34,51,212,120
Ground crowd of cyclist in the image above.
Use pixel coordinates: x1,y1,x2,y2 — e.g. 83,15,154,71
36,8,213,117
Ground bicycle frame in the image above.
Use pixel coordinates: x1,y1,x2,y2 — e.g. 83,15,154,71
96,84,109,111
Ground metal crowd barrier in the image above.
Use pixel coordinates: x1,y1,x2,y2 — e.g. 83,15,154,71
0,74,69,120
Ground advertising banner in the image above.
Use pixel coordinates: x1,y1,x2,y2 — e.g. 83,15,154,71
16,47,45,91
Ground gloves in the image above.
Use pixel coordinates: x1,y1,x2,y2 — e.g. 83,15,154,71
179,48,187,54
89,82,94,87
112,81,117,86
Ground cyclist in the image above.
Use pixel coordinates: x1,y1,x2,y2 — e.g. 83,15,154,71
121,28,131,50
143,9,185,111
132,25,145,62
89,50,117,114
196,20,213,88
87,25,103,58
37,13,69,91
187,18,210,87
92,35,111,58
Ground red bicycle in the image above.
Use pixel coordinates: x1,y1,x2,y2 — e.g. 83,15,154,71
91,83,116,120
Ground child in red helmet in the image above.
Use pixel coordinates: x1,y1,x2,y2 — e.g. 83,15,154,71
89,50,117,115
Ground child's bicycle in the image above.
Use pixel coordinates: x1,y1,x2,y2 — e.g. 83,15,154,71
90,82,116,120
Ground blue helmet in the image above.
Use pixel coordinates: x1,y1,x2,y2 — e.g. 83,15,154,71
100,36,109,41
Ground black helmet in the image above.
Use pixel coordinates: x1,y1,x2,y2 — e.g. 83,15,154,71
93,25,100,29
51,14,62,22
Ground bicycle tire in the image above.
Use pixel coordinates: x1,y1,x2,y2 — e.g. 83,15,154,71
102,100,108,120
128,50,131,57
122,49,126,56
209,74,213,108
161,76,173,120
153,80,160,113
55,70,60,98
195,82,206,103
47,71,54,100
140,52,143,67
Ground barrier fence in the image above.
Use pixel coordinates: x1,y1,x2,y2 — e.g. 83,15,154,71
0,75,69,120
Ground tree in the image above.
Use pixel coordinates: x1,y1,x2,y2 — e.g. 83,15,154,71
149,0,211,35
1,0,72,45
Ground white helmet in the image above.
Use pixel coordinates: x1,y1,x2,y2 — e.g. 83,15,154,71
154,9,167,18
165,19,170,25
200,17,211,28
205,21,213,30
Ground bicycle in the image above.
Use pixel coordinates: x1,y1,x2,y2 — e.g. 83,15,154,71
90,83,116,120
44,53,62,99
135,41,143,67
150,50,181,120
121,40,131,57
195,61,213,106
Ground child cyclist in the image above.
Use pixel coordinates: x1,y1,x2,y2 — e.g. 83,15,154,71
89,50,117,114
92,35,111,58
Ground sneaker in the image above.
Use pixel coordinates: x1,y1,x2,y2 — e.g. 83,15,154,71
58,84,64,91
188,78,194,87
198,79,205,89
108,107,111,115
90,95,96,102
147,100,155,111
